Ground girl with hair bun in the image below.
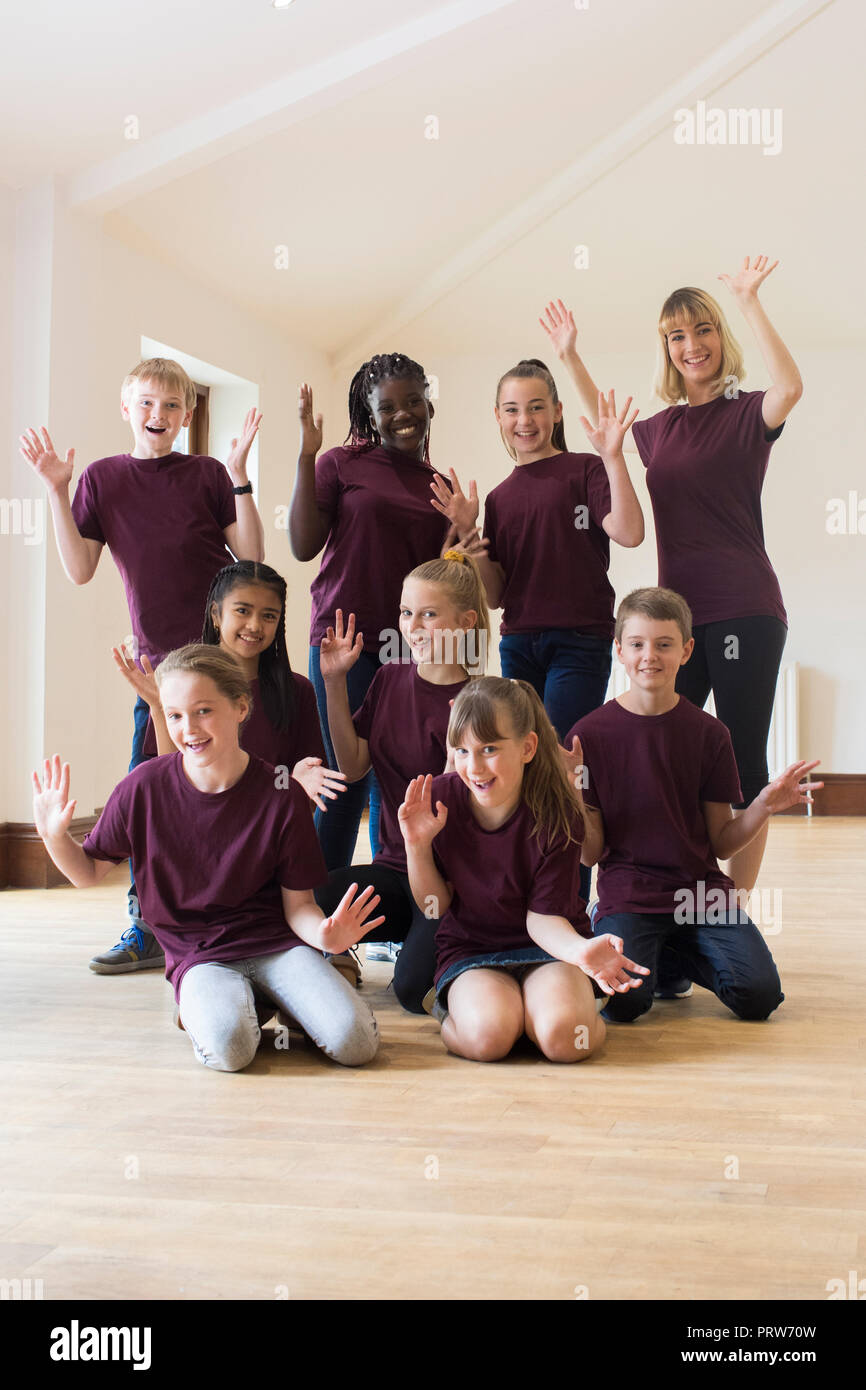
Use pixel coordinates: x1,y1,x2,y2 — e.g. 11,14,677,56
315,549,489,1010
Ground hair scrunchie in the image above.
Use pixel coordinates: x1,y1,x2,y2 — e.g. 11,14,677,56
442,549,469,565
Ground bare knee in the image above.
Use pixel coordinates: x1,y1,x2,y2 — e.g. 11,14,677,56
447,1017,521,1062
535,1014,605,1063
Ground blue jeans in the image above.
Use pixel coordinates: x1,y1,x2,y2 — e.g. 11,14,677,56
499,628,612,903
308,644,382,871
594,910,783,1023
127,696,156,920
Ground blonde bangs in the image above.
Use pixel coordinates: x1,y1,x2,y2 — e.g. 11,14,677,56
653,287,745,406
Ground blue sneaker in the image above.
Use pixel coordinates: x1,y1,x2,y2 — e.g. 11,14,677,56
89,923,165,974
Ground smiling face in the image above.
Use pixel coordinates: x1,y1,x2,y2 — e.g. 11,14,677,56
495,376,562,462
122,378,193,459
367,375,433,458
399,577,475,668
159,672,249,767
451,701,538,819
211,582,283,675
615,615,694,695
664,316,723,392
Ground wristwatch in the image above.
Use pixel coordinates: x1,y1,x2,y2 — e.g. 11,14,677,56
232,482,253,495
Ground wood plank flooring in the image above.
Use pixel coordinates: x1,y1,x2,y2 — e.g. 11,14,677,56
0,817,863,1301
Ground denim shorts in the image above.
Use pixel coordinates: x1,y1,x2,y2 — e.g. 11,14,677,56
436,946,556,1005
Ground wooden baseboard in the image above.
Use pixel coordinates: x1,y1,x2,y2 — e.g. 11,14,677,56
772,774,866,817
1,776,862,887
0,817,102,889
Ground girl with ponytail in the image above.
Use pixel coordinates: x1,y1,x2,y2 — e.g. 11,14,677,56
398,676,648,1062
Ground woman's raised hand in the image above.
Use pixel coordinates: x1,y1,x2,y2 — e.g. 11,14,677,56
292,757,348,813
319,882,385,955
32,755,77,842
298,382,323,457
398,774,448,850
718,254,779,303
539,299,578,359
430,468,479,537
319,608,364,680
578,933,650,995
579,390,638,458
19,427,75,493
112,644,160,708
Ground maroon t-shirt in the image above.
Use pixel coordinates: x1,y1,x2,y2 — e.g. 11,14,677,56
570,697,742,918
71,453,236,664
309,444,451,652
482,452,613,637
427,772,590,985
631,389,786,626
142,673,325,771
352,662,468,873
82,752,327,999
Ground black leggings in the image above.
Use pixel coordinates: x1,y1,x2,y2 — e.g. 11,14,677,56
676,615,787,808
314,865,438,1015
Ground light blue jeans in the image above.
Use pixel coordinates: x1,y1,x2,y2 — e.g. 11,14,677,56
178,946,379,1071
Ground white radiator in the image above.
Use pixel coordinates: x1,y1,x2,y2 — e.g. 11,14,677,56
604,661,799,781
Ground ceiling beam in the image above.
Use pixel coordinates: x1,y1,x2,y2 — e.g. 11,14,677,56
65,0,521,214
334,0,832,369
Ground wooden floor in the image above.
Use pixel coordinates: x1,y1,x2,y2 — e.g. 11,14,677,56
1,817,864,1302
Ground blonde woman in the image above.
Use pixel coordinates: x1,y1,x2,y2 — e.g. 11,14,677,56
541,258,803,895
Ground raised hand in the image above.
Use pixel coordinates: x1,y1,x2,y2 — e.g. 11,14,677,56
539,298,578,358
19,427,75,493
430,468,479,537
757,759,822,815
319,882,385,955
292,757,348,812
440,521,489,562
579,390,638,459
319,608,364,681
718,254,779,303
32,755,77,842
559,734,585,793
298,382,323,457
112,644,159,708
398,774,448,850
225,407,262,482
578,933,650,995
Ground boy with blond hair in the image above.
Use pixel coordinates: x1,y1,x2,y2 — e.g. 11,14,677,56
21,357,265,972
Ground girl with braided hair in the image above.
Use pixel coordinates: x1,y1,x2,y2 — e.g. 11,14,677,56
115,561,345,814
289,354,454,872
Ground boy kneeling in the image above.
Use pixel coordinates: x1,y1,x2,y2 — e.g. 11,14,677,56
568,587,820,1023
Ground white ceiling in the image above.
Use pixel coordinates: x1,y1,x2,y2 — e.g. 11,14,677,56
5,0,862,359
